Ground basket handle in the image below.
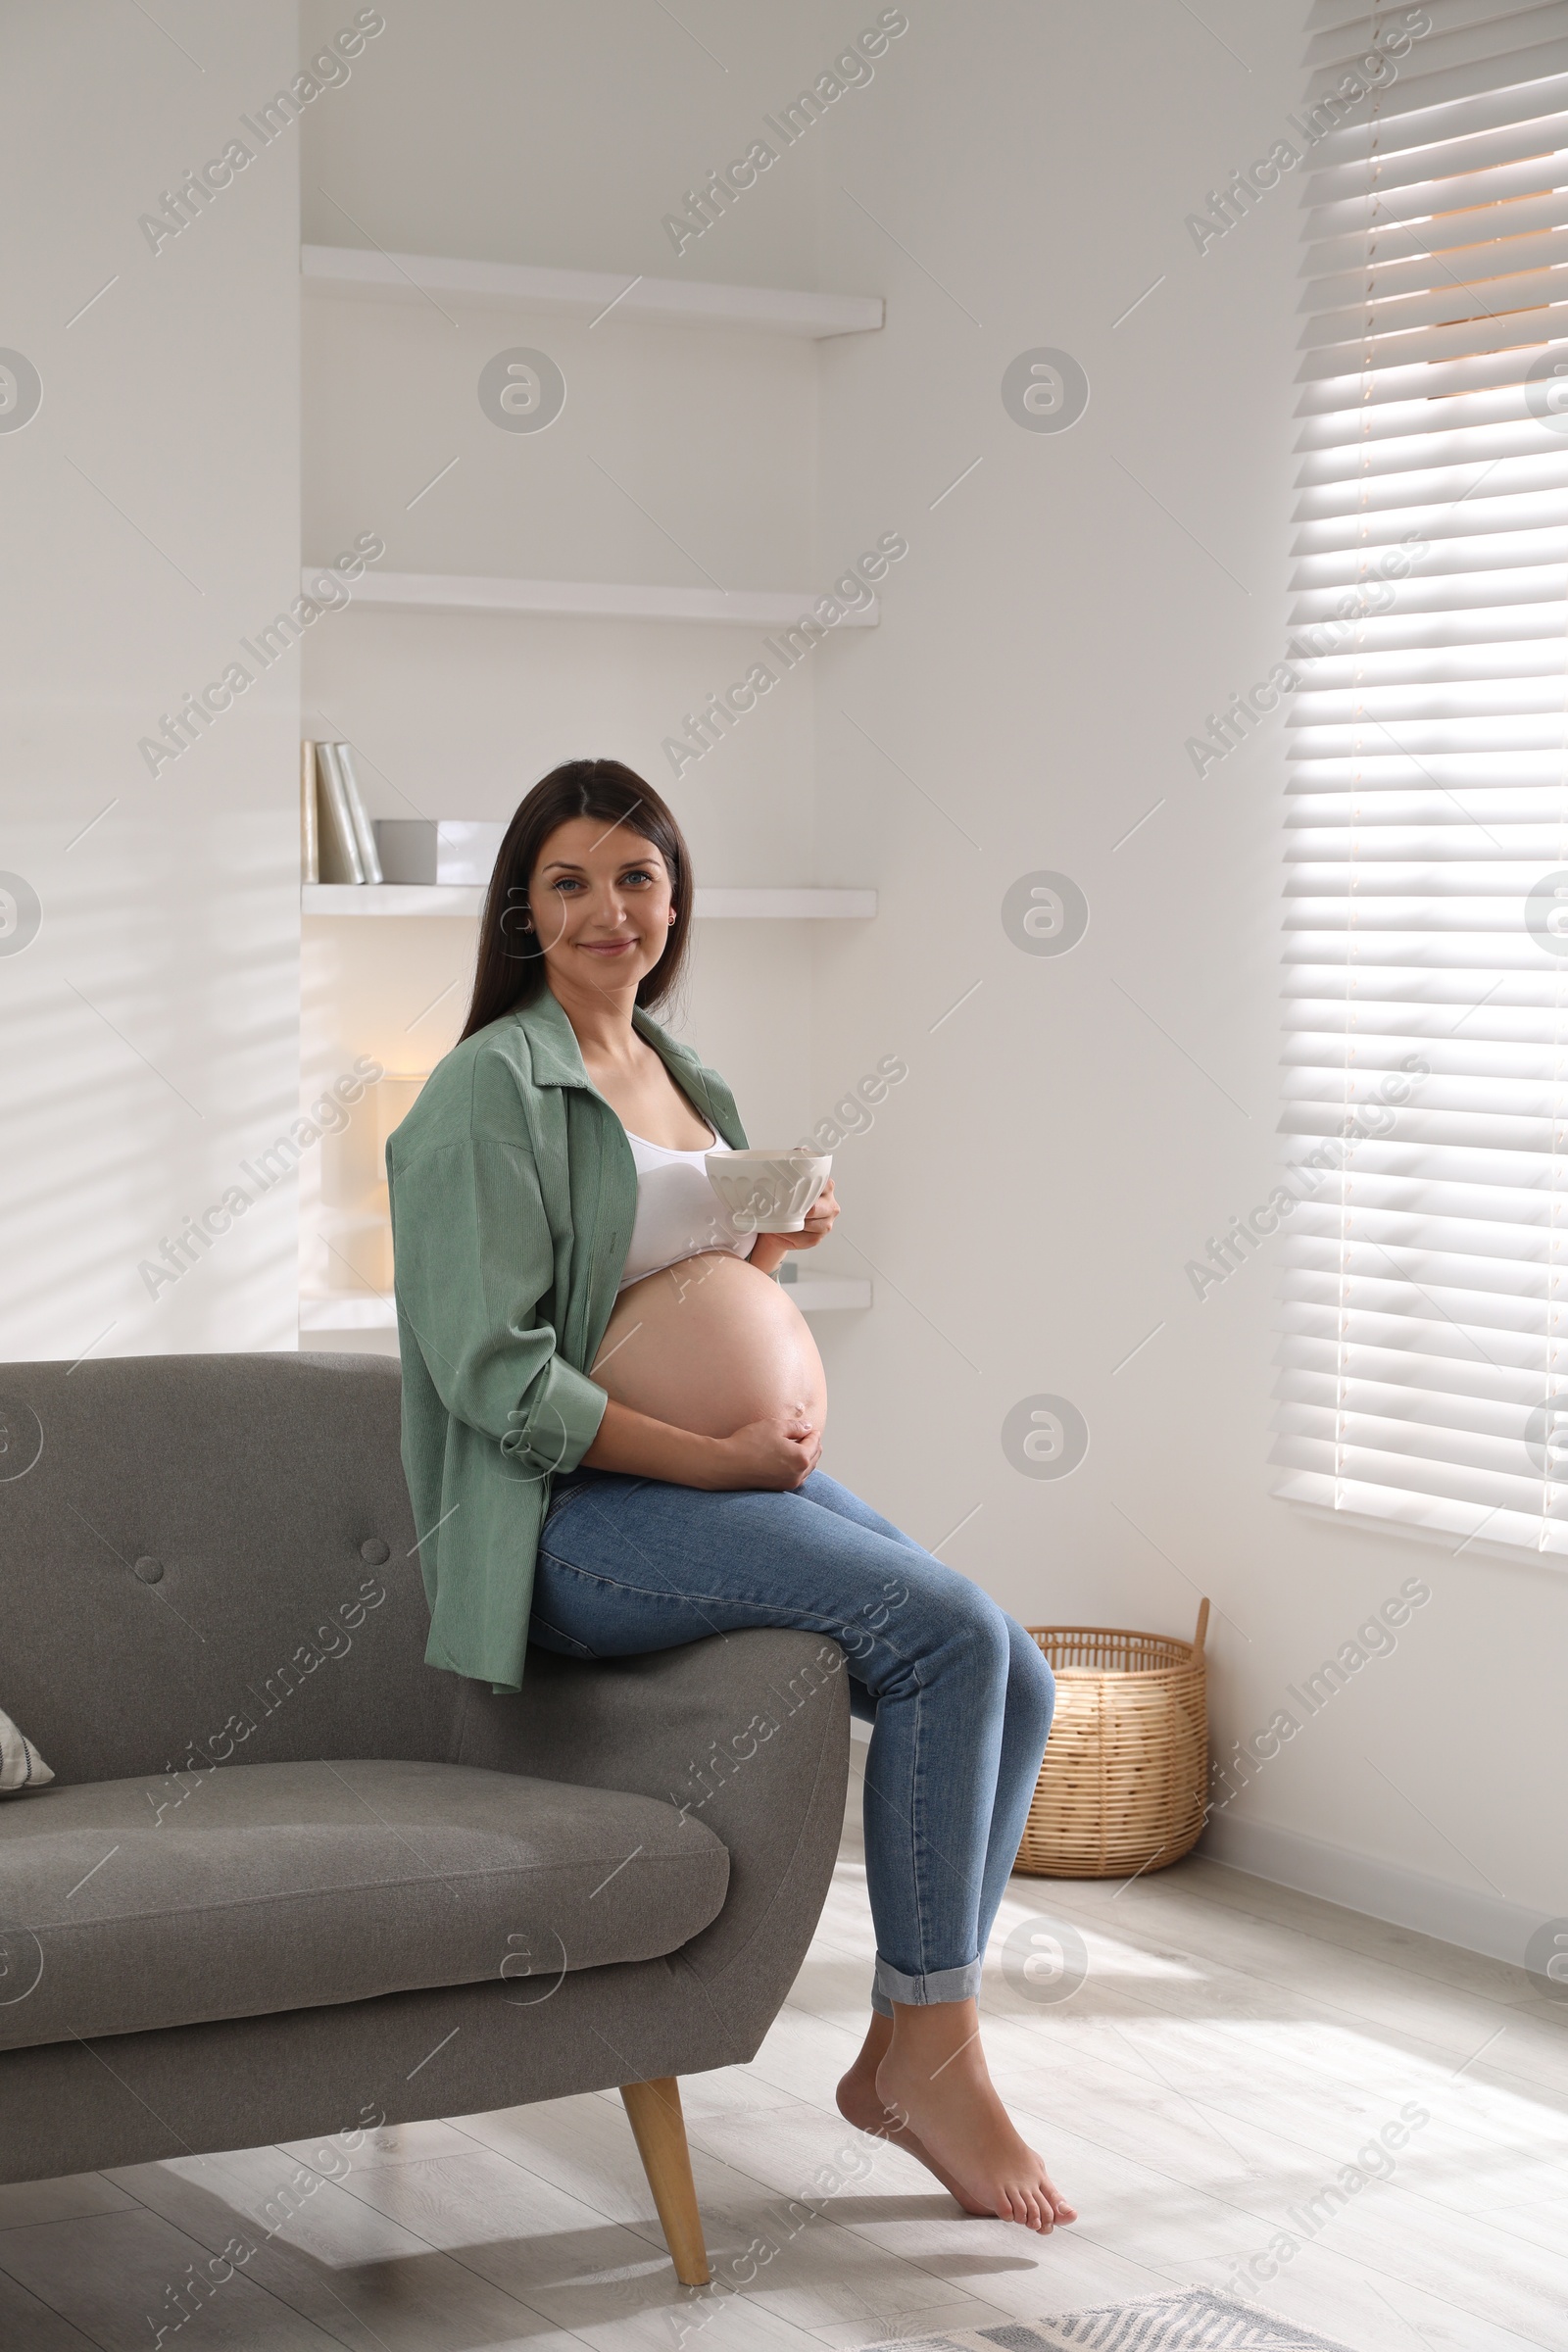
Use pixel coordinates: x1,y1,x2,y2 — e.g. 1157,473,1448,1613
1192,1597,1210,1656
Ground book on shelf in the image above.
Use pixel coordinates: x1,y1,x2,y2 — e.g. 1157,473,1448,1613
300,742,319,885
333,742,383,883
314,742,367,884
302,740,383,885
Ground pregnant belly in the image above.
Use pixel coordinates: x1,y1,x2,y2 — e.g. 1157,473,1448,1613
591,1252,827,1440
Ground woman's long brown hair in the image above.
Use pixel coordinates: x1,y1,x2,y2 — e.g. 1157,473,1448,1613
457,760,695,1044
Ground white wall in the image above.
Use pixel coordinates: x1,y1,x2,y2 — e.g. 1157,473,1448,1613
0,1,303,1359
808,6,1568,1948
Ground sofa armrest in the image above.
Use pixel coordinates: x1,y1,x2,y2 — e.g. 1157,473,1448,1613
450,1630,850,2060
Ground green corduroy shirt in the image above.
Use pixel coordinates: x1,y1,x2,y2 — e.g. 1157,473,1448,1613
386,987,748,1692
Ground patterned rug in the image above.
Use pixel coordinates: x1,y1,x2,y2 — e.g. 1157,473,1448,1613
859,2293,1359,2350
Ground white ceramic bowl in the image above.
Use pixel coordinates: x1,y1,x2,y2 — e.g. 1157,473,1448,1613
706,1150,832,1234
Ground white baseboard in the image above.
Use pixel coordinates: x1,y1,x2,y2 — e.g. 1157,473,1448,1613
851,1727,1544,1970
1200,1812,1546,1969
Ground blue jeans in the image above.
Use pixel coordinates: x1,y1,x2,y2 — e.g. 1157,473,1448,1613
529,1466,1055,2016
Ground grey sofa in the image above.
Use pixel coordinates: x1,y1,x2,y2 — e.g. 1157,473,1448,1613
0,1352,850,2284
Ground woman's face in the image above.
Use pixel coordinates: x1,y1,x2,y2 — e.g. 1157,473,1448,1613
525,817,673,995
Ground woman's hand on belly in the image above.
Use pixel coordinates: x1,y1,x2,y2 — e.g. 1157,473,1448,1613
580,1399,820,1490
706,1411,822,1489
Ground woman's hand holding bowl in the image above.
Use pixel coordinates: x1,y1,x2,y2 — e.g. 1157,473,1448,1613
749,1179,839,1277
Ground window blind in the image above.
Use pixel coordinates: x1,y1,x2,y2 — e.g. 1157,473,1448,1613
1274,0,1568,1553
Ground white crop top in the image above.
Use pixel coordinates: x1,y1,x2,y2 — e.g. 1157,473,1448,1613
616,1127,759,1293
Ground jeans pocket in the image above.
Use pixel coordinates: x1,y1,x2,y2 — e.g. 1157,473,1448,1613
544,1474,595,1529
547,1471,651,1524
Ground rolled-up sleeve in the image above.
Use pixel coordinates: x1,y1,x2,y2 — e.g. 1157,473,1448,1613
390,1133,609,1476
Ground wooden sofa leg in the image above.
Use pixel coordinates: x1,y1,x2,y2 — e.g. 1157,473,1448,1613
619,2077,711,2286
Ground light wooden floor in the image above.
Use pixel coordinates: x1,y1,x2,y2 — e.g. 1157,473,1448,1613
2,1743,1564,2352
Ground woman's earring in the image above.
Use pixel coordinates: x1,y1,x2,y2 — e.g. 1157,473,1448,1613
667,909,676,924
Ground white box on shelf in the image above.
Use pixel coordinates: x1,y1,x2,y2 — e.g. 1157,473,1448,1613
300,1296,397,1332
374,819,506,887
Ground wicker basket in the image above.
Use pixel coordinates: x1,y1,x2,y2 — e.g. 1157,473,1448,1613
1014,1600,1209,1879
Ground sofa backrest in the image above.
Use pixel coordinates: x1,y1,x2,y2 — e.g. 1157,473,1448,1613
0,1353,458,1785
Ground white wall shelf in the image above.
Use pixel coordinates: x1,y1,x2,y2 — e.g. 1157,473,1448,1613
301,1297,393,1332
302,244,884,339
779,1275,873,1310
304,883,477,916
299,235,880,1351
303,885,877,919
319,568,877,628
302,1275,869,1330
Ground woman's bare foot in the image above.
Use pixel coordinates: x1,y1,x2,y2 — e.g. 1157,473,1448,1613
835,2012,991,2214
873,1998,1077,2234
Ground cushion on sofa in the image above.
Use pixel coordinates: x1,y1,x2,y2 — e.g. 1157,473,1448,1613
0,1705,52,1795
0,1758,728,2052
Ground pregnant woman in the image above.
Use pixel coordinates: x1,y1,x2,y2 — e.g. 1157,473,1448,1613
388,759,1074,2235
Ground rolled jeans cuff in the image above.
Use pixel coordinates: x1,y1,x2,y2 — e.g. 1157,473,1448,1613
873,1954,983,2010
